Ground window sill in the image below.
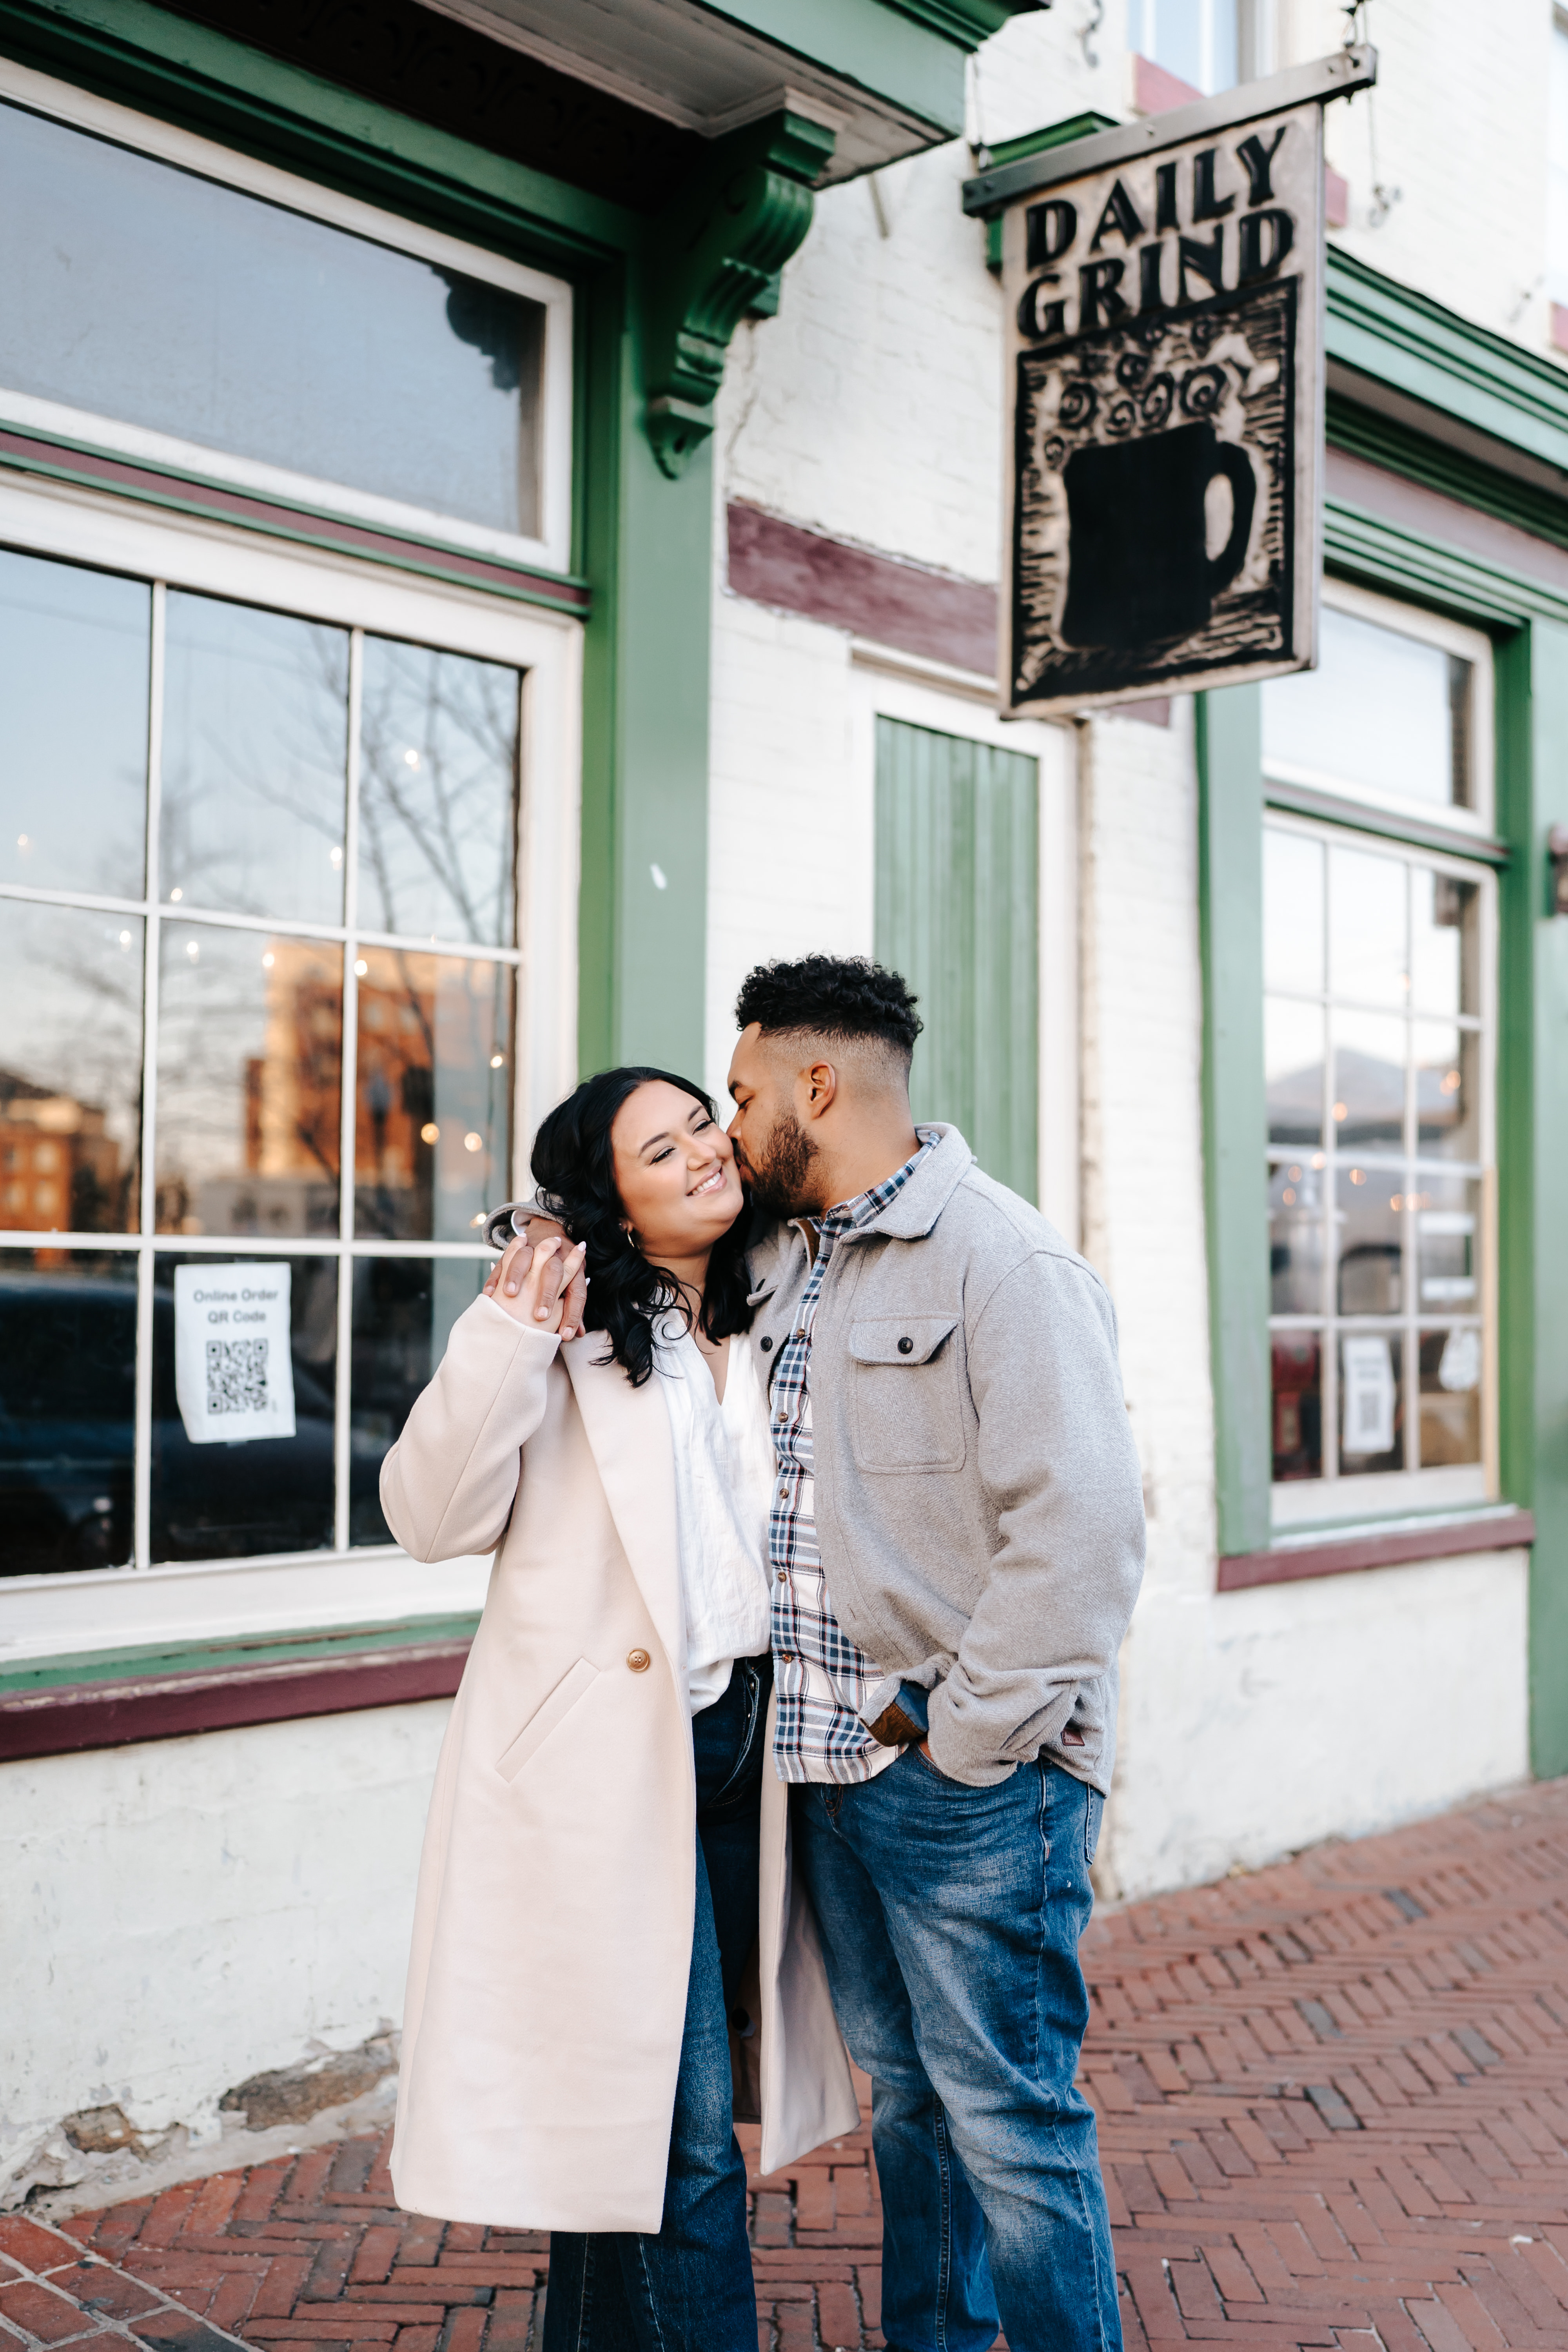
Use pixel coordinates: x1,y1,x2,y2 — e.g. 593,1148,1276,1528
0,1615,475,1763
1218,1504,1534,1591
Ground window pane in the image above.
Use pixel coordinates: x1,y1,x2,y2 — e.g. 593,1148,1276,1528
150,1252,336,1559
1269,1158,1325,1314
353,949,512,1242
0,547,149,900
1266,999,1324,1148
358,639,520,946
1332,1009,1406,1151
1339,1331,1405,1473
162,595,348,922
349,1255,485,1544
1414,1024,1481,1161
1410,870,1479,1017
156,925,342,1237
1263,828,1323,996
1271,1332,1321,1482
0,901,143,1233
1329,844,1407,1007
1336,1164,1403,1316
1416,1177,1480,1313
0,1248,136,1573
1262,605,1467,809
0,102,546,536
1417,1328,1482,1468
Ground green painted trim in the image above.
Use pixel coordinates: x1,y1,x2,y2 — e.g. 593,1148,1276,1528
1328,392,1568,561
577,258,713,1078
689,0,967,134
1324,496,1567,629
1197,685,1271,1557
1327,247,1568,488
0,419,592,616
643,109,833,476
1494,623,1568,1779
1263,777,1510,867
874,0,1040,40
0,0,639,263
984,110,1117,267
0,1612,480,1698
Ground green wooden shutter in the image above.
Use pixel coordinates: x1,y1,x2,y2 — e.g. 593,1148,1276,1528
874,716,1039,1202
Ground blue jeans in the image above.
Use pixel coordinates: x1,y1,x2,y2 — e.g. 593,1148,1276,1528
544,1656,769,2352
792,1751,1119,2352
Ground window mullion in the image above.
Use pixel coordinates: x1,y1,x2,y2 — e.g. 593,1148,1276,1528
132,581,167,1572
333,628,364,1555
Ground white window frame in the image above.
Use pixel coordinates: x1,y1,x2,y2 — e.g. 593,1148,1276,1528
0,57,576,576
1265,806,1498,1530
1263,577,1497,840
0,470,582,1664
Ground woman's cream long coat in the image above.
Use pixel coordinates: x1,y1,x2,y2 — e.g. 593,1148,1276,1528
379,1292,858,2232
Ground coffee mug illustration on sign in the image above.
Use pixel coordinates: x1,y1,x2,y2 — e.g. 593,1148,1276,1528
1060,420,1257,650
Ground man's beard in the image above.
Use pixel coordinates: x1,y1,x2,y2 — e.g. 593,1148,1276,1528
741,1109,818,1218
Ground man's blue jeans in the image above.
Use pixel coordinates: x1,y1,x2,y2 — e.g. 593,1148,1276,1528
792,1750,1120,2352
543,1657,769,2352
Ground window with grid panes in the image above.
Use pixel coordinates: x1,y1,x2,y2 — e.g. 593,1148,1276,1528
0,543,526,1573
1259,585,1495,1526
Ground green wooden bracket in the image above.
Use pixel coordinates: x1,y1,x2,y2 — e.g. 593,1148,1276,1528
643,109,835,477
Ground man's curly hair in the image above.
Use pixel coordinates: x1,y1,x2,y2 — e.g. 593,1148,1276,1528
734,955,923,1063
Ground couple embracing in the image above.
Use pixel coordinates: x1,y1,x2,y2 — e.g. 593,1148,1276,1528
381,955,1145,2352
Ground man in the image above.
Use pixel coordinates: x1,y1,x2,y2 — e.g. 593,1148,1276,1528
724,953,1144,2352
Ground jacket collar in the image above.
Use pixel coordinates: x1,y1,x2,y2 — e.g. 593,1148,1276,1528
559,1334,684,1682
852,1123,972,1241
743,1125,973,1281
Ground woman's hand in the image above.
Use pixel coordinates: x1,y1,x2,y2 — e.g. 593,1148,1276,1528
484,1220,588,1339
486,1235,586,1334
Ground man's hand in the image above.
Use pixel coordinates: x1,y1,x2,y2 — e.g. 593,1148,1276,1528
485,1234,586,1336
483,1218,588,1340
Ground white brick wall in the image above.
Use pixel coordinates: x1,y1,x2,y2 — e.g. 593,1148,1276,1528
712,4,1534,1895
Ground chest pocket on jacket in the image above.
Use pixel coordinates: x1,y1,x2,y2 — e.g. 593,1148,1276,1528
848,1315,965,1473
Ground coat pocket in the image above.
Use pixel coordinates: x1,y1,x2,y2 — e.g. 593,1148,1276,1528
494,1657,600,1783
847,1315,964,1472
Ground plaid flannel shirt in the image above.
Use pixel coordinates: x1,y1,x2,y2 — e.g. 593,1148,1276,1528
768,1131,938,1784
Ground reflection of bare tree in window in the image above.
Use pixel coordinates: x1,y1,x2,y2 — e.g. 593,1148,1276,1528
358,641,519,946
1,908,144,1233
160,606,349,920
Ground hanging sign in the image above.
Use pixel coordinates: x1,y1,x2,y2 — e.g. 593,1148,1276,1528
174,1261,296,1445
963,47,1376,717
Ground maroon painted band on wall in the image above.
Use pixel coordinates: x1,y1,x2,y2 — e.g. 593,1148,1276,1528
0,1640,471,1763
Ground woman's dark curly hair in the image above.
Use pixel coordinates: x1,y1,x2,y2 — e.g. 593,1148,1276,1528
530,1067,760,1388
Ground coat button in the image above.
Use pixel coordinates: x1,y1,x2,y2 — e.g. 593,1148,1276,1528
760,1336,773,1352
897,1335,914,1354
627,1649,650,1672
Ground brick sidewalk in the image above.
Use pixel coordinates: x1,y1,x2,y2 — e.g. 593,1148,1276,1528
5,1776,1566,2352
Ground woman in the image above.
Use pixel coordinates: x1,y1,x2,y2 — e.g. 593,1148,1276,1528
379,1068,857,2352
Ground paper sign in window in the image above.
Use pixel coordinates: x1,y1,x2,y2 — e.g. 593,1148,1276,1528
1341,1334,1396,1459
174,1261,296,1445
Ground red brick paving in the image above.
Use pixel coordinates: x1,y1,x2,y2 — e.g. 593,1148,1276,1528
15,1777,1568,2352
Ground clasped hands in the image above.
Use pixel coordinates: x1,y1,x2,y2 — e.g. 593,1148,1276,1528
483,1219,588,1338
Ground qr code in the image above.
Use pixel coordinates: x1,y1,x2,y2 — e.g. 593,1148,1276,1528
206,1338,269,1415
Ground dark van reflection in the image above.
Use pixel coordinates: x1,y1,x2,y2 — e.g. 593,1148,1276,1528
0,1265,338,1575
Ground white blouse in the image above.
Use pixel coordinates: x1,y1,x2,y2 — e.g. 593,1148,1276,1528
653,1319,775,1715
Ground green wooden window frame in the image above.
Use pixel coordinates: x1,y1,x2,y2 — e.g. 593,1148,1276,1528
874,716,1040,1202
1200,495,1568,1779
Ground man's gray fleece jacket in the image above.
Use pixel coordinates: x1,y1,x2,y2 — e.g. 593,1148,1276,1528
747,1124,1145,1794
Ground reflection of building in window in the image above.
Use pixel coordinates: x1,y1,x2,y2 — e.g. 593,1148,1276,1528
1551,13,1568,345
161,939,342,1237
0,1071,125,1233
